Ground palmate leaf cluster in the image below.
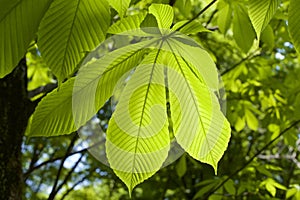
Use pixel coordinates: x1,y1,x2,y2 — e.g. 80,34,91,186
1,0,300,196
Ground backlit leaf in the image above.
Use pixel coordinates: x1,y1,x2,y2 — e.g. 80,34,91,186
108,0,131,18
0,0,52,77
288,0,300,55
232,4,256,53
249,0,279,41
38,0,110,82
149,4,173,29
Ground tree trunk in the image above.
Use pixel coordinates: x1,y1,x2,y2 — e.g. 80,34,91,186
0,59,34,200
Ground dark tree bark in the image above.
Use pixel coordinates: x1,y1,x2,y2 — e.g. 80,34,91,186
0,59,35,200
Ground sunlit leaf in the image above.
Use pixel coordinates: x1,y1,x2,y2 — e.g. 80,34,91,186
163,49,230,172
245,109,258,131
217,0,232,34
108,0,131,18
106,50,170,194
38,0,110,82
29,40,154,136
0,0,52,78
288,0,300,55
232,4,256,53
249,0,279,41
149,4,173,29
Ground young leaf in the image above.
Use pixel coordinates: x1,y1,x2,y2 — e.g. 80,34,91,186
108,0,131,18
232,4,256,53
38,0,111,82
106,50,170,194
249,0,279,41
149,4,174,29
288,0,300,55
0,0,52,78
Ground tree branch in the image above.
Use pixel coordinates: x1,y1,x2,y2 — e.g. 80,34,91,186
203,120,300,199
60,174,90,200
23,139,105,178
221,51,261,76
48,134,78,200
28,83,57,98
174,0,218,31
53,153,85,198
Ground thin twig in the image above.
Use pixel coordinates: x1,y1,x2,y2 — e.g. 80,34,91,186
174,0,218,32
221,52,261,76
60,174,90,200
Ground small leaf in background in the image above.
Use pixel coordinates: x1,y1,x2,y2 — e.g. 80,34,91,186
174,0,192,18
261,25,275,50
108,0,131,18
266,182,276,197
235,116,245,132
176,154,187,177
288,0,300,55
224,179,236,195
217,0,232,34
232,4,256,53
249,0,279,41
245,109,258,131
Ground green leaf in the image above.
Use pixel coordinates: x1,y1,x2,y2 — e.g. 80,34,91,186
232,4,256,53
245,109,258,131
176,155,187,177
0,0,52,78
193,180,220,199
108,0,131,18
37,0,110,82
108,12,147,34
266,182,276,197
217,0,232,34
27,78,77,137
29,40,153,136
174,0,192,18
235,116,245,132
288,0,300,55
149,4,173,29
164,50,231,173
165,34,219,90
106,50,170,194
261,25,275,50
224,179,236,195
249,0,279,41
172,20,211,35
